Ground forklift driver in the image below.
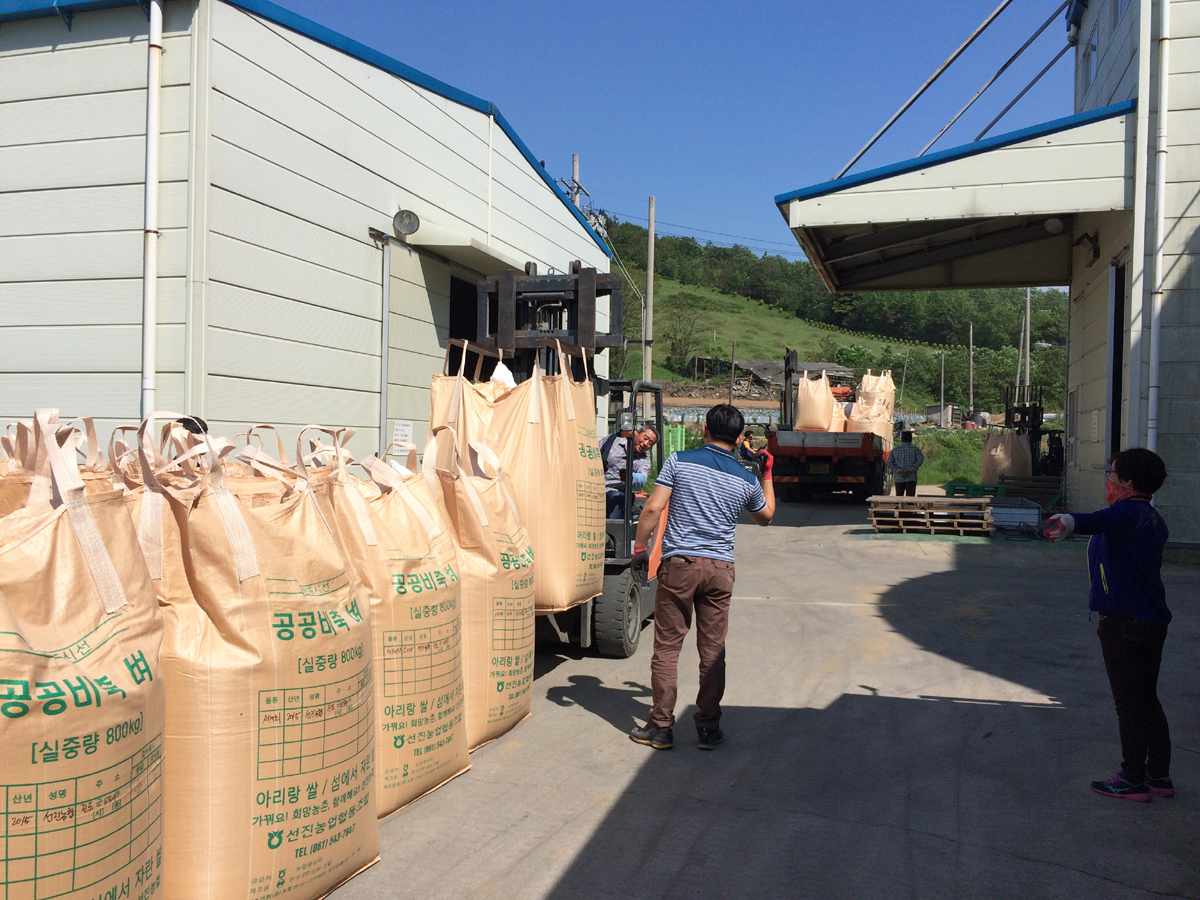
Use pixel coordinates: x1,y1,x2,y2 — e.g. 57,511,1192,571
602,424,659,518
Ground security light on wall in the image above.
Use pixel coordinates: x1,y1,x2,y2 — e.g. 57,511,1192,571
392,209,420,236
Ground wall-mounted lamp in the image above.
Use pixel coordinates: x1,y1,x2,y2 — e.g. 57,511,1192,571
1073,231,1100,266
392,209,420,236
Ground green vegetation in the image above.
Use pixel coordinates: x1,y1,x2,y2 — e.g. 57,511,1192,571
912,430,988,485
605,217,1066,413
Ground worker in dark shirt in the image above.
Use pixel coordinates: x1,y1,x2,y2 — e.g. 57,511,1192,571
1046,448,1173,802
627,405,774,751
603,425,658,518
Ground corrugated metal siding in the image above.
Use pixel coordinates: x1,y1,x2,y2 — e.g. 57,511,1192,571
1153,0,1200,541
204,1,608,459
0,3,195,430
386,243,449,445
786,113,1133,229
0,0,610,461
1078,0,1140,112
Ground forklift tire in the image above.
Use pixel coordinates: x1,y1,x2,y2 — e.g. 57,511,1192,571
594,570,642,658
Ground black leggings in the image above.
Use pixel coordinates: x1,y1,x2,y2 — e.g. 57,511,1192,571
1097,613,1171,783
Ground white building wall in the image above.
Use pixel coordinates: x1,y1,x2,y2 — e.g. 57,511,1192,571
0,0,614,463
1068,0,1200,543
200,1,607,459
0,3,195,440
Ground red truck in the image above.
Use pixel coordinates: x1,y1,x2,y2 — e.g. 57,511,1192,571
766,350,893,502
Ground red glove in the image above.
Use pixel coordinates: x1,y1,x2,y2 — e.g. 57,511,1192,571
1043,514,1074,543
757,449,774,480
631,546,649,569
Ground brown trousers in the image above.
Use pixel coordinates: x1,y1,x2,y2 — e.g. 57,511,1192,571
648,555,735,729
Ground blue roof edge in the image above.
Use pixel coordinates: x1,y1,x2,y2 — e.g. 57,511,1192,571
774,99,1137,207
0,0,611,259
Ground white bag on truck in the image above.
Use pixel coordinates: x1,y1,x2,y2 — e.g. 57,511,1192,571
794,371,836,431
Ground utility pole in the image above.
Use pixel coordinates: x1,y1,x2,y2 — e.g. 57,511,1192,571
1023,287,1032,404
729,341,736,405
571,154,581,209
940,349,945,427
1014,315,1026,405
899,348,910,407
968,322,974,413
643,196,655,418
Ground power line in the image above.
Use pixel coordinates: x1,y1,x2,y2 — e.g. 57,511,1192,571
597,211,806,259
608,210,800,249
594,188,783,228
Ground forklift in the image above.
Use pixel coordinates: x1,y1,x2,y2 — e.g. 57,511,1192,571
457,262,662,658
589,379,664,657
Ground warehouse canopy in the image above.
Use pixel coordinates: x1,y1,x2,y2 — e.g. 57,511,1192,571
403,222,526,276
775,100,1136,292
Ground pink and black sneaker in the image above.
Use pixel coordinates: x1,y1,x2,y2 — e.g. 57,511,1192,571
1090,771,1153,802
1147,774,1175,798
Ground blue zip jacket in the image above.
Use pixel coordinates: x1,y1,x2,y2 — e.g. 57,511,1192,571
1071,498,1170,623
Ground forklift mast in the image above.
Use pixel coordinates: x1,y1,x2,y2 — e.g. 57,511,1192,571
467,261,624,386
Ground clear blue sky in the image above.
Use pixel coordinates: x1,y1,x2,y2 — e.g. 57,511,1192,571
272,0,1076,260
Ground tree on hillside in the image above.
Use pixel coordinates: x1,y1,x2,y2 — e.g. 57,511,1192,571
599,215,1067,352
660,293,709,374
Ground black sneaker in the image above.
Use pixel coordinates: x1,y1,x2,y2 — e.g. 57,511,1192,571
1090,770,1152,802
697,726,724,751
1148,774,1175,798
629,723,673,750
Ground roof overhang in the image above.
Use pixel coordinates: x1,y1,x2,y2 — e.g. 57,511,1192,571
401,222,525,276
775,100,1136,292
0,0,611,259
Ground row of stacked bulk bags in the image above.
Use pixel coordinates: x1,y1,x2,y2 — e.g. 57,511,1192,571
429,341,605,614
1,407,539,899
110,419,382,899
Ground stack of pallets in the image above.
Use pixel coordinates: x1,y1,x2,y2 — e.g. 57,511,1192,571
867,496,995,536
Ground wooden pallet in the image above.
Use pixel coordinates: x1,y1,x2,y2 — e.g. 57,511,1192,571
871,524,995,536
867,496,995,536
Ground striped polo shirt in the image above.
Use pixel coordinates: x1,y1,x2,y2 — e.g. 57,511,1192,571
656,444,766,563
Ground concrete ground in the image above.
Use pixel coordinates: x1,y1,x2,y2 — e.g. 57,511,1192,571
337,497,1200,900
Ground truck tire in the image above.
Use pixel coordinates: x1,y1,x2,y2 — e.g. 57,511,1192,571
867,462,887,498
594,570,642,658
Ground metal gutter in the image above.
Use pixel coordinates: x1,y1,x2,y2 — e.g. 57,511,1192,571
140,0,163,417
775,99,1137,207
1147,0,1170,453
1126,0,1154,450
0,0,611,259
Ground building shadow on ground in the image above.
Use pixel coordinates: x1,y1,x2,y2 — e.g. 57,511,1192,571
537,549,1200,900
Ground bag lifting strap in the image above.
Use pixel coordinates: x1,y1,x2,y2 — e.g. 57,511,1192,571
41,422,129,614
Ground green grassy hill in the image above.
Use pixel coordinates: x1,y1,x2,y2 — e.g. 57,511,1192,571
620,275,937,410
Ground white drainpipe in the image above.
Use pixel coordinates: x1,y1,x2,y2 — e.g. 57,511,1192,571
140,0,164,418
378,238,391,456
1147,0,1170,452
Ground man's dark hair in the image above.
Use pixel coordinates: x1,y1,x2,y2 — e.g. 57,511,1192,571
1112,447,1167,494
637,423,659,440
705,404,745,444
901,430,914,443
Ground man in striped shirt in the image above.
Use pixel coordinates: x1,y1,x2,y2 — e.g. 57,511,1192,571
628,404,775,751
887,431,925,496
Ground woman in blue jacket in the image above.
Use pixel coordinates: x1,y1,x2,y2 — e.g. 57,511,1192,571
1046,448,1172,802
